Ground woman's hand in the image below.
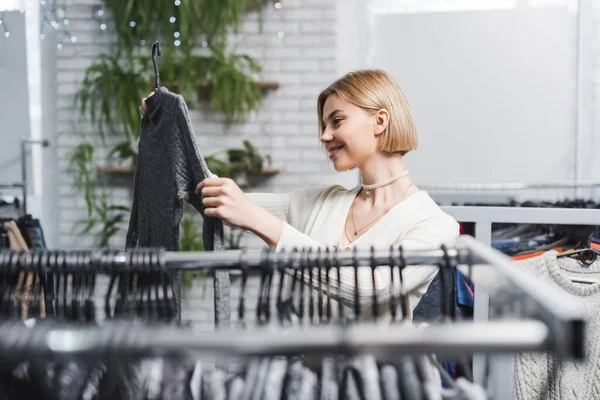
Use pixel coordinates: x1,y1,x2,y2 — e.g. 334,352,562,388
196,177,284,246
196,177,259,230
139,92,154,116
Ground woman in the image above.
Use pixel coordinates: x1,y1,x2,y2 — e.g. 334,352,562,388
141,69,459,319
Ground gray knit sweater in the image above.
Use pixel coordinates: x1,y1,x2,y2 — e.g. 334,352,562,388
118,86,227,321
515,251,600,399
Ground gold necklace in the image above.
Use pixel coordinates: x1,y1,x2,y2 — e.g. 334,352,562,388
350,182,415,236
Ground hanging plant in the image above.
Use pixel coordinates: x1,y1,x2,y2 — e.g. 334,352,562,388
70,0,274,249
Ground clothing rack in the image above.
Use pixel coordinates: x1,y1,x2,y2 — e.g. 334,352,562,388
0,319,551,361
0,236,585,361
441,206,600,397
421,181,600,191
423,181,600,204
0,237,586,400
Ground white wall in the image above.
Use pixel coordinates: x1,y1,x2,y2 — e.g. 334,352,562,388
0,11,29,189
0,4,60,247
56,0,359,251
372,8,575,185
336,0,600,192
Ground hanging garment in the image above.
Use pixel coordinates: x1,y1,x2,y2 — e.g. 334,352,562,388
515,251,600,400
31,218,47,249
3,220,45,319
119,86,226,320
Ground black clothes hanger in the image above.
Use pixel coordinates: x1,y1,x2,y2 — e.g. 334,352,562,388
265,250,275,324
316,248,324,324
256,248,273,325
334,246,344,324
298,249,307,324
439,245,457,321
370,246,379,321
324,247,332,323
440,246,473,382
557,226,600,266
85,252,96,323
396,246,410,321
284,249,301,324
276,249,287,326
308,248,315,324
353,247,360,321
238,247,248,328
152,41,161,89
388,246,398,322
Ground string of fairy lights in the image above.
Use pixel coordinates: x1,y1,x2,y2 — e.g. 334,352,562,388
0,0,286,49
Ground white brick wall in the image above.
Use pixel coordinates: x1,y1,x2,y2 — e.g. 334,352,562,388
56,0,351,251
55,0,355,329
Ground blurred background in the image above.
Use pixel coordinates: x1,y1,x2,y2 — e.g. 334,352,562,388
0,0,596,252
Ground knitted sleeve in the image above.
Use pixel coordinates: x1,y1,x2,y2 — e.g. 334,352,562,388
246,187,327,228
173,96,224,252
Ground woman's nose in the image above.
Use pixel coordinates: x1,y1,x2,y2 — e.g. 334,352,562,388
321,128,333,143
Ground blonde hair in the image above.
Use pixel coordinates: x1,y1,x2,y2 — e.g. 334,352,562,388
317,69,417,155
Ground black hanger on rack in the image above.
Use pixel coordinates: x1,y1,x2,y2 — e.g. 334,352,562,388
276,249,286,325
256,248,271,325
307,248,315,324
334,246,344,323
324,247,332,323
298,248,307,324
316,247,324,324
36,250,49,318
396,246,409,321
557,226,600,267
353,247,360,321
135,250,145,320
84,251,96,323
279,248,299,325
388,245,398,322
440,244,456,321
152,41,161,89
152,249,163,321
370,246,379,321
237,247,248,328
265,248,275,324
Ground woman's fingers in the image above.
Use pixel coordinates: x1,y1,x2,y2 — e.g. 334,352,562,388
195,177,227,194
140,92,155,116
202,196,223,207
199,186,223,198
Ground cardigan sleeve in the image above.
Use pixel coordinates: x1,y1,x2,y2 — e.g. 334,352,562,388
246,187,333,244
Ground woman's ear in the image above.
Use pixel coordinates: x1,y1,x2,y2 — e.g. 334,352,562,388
373,109,390,137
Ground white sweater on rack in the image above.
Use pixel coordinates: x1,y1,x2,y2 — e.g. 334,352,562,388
246,185,459,318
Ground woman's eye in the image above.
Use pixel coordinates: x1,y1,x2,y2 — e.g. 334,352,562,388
333,118,342,126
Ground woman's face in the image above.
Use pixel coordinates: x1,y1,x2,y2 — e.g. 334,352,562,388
321,94,379,172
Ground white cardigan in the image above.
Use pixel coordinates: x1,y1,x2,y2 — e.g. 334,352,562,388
247,185,459,318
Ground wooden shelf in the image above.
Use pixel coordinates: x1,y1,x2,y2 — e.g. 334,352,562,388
97,166,280,177
256,167,280,176
96,166,134,174
168,80,280,92
198,80,280,90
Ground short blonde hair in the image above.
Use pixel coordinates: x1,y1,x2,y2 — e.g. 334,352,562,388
317,69,417,155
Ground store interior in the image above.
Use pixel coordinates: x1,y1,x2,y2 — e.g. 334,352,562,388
0,0,598,399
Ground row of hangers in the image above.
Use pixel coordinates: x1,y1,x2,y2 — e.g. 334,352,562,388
0,245,462,326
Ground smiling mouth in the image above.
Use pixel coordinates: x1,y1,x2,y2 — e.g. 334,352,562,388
328,144,344,159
